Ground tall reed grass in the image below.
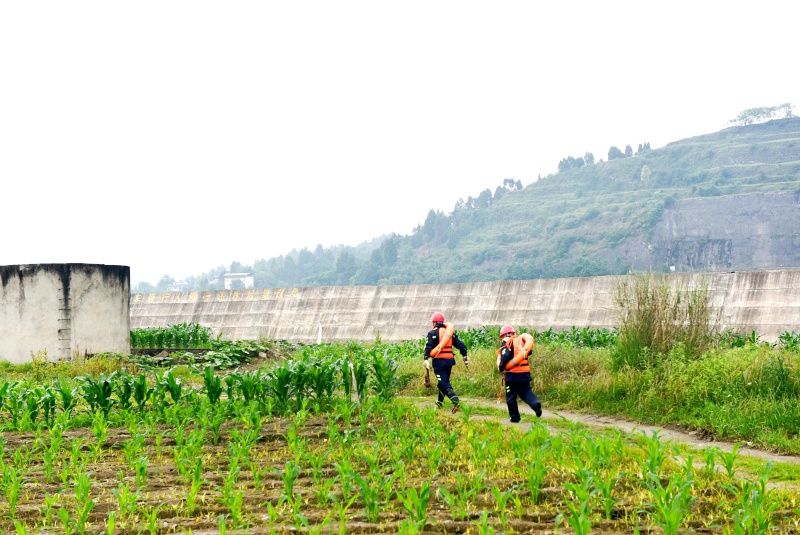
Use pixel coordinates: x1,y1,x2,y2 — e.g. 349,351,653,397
612,273,716,369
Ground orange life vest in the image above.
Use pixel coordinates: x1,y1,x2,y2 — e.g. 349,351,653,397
431,324,454,359
497,333,533,373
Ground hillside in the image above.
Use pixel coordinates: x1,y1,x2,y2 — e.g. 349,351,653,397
147,117,800,291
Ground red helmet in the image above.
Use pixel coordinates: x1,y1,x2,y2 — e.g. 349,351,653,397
430,312,445,323
500,325,516,338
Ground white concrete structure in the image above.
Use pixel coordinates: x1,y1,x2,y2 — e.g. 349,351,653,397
0,264,130,364
131,268,800,344
223,273,254,289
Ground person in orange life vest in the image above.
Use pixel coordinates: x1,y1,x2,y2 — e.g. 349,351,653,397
424,312,468,413
496,325,542,422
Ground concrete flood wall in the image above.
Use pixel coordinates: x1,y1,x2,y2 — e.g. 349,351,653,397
131,268,800,344
0,264,130,364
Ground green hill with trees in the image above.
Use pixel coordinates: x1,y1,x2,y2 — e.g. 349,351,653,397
138,108,800,292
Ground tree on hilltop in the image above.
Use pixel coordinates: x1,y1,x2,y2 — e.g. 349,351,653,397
730,103,795,126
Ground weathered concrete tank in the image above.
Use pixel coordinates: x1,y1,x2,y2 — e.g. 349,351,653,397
0,264,130,364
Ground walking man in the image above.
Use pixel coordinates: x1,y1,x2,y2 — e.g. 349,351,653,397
424,312,469,413
496,325,542,422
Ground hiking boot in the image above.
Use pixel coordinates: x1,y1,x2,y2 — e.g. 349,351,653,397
451,404,460,414
534,404,542,418
435,401,443,409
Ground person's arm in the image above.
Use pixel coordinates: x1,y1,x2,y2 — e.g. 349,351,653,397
452,333,469,365
497,344,514,371
423,330,437,360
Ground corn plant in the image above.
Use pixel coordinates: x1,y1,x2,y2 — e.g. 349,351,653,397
41,492,59,524
722,462,778,535
58,508,74,535
370,348,399,401
111,481,139,521
139,505,161,535
526,459,546,503
263,365,293,413
159,369,184,404
718,443,741,479
72,469,96,535
352,470,382,523
134,455,148,488
131,373,152,411
645,471,695,535
79,373,116,417
472,510,496,535
280,460,300,506
638,429,670,476
113,373,135,411
46,381,75,421
4,465,23,518
490,486,514,532
202,367,223,404
3,384,25,430
596,469,624,519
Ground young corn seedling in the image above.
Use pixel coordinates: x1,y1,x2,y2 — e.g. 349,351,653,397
334,493,359,535
645,471,695,535
438,486,469,521
5,465,23,519
562,473,595,535
723,462,779,535
72,469,96,535
596,470,624,520
472,510,496,535
134,455,148,488
58,507,74,535
42,448,57,483
91,412,108,460
312,476,336,506
526,460,546,504
702,447,719,479
226,489,245,529
718,443,741,480
41,492,59,525
491,486,514,532
105,511,116,535
112,481,139,521
280,460,300,506
638,429,670,476
139,505,161,535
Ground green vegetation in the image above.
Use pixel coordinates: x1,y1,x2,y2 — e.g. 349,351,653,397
2,334,800,533
130,322,217,349
135,115,800,292
3,273,800,531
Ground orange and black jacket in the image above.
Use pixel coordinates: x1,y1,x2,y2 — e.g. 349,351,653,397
497,337,532,383
424,325,467,362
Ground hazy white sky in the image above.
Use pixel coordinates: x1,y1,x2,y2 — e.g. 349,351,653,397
1,2,798,285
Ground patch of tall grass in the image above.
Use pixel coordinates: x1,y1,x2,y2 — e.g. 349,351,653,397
612,273,716,369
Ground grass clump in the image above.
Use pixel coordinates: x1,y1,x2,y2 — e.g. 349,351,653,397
612,272,716,369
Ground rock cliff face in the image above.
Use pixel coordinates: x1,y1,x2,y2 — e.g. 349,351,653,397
645,192,800,272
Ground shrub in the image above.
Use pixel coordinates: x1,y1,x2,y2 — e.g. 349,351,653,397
612,273,716,370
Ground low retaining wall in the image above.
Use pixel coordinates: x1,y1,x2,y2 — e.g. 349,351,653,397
130,268,800,343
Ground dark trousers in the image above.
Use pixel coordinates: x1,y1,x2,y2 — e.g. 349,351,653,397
433,360,459,406
505,381,541,422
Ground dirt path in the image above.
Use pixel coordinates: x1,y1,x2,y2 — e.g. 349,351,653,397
441,397,800,467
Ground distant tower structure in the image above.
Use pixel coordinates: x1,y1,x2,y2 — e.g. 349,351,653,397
0,264,130,364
